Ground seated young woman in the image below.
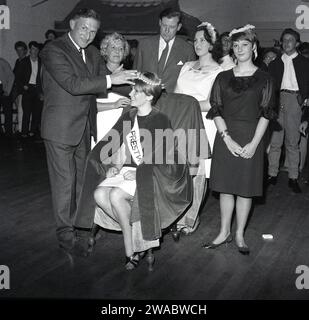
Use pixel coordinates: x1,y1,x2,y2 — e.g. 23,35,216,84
92,72,193,270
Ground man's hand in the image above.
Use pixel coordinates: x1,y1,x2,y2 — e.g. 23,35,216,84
303,99,309,107
110,64,137,85
300,121,308,136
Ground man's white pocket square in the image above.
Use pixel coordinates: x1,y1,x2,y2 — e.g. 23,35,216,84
177,61,184,65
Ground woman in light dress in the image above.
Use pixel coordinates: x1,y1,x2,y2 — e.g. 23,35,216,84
174,22,223,235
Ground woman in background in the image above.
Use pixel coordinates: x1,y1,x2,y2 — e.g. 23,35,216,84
97,32,131,112
95,33,132,143
217,32,236,71
174,22,223,236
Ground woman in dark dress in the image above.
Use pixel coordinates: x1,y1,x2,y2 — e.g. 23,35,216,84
202,25,276,254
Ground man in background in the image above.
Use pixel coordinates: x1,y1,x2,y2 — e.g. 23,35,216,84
133,7,195,92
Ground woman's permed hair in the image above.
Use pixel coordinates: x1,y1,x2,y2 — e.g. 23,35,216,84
100,32,130,61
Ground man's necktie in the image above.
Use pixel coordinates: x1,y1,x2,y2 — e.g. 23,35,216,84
78,47,85,63
158,41,169,77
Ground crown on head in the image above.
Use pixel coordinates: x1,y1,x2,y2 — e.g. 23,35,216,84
229,24,256,38
197,21,217,44
136,72,162,86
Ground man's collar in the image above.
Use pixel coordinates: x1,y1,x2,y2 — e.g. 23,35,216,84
159,35,176,46
282,51,298,60
68,32,81,51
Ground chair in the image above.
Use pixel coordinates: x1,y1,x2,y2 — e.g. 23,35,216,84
77,92,209,270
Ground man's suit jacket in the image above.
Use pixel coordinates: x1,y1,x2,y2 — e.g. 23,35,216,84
40,34,108,146
133,35,196,93
268,54,309,106
15,56,42,95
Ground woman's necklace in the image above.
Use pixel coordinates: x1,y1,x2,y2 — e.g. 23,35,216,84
233,67,258,77
193,60,217,71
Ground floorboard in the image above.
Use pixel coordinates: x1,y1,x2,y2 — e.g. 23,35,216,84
1,136,309,300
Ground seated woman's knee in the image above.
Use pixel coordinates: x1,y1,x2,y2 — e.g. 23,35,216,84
109,187,127,204
94,187,109,206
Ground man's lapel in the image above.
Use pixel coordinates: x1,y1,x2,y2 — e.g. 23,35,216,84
164,36,181,72
152,36,160,67
63,33,89,73
85,49,94,75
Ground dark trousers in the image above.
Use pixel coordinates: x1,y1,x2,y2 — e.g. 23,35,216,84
44,122,91,241
0,94,13,135
302,133,309,181
21,85,43,135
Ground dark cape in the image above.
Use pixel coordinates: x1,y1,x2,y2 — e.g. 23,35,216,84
74,94,208,240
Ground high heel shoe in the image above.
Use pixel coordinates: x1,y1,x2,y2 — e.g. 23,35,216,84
237,244,250,255
125,253,140,270
146,249,155,272
202,234,233,249
170,224,180,242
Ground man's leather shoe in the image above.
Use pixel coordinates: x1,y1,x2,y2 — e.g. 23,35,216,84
267,176,277,186
58,231,75,251
70,237,90,257
58,238,75,251
288,179,302,193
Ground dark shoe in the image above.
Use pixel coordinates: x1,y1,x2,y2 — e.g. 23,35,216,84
202,234,233,249
288,179,302,193
58,230,75,251
267,176,277,186
170,224,180,242
125,253,140,270
179,217,201,236
237,244,250,255
71,240,89,257
58,238,75,251
87,224,100,253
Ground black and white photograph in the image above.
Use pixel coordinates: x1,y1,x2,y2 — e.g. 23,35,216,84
1,0,309,317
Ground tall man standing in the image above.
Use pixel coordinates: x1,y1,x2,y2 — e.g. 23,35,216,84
40,8,136,252
268,28,309,193
133,8,195,93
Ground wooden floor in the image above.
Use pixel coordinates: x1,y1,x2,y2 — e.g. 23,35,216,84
0,135,309,300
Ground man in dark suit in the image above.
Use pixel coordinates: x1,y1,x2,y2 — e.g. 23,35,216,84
267,28,309,193
133,8,195,93
15,41,43,138
40,8,136,253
